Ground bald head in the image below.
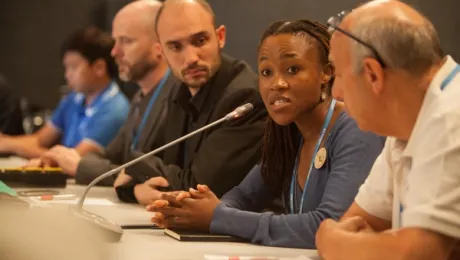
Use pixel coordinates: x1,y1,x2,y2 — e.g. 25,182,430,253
155,0,215,37
111,0,166,83
338,0,443,75
114,0,162,39
346,0,427,26
152,0,225,89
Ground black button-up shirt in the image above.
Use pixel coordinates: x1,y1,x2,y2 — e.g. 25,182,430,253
119,53,267,202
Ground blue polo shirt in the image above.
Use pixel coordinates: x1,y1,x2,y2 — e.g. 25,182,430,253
49,82,129,148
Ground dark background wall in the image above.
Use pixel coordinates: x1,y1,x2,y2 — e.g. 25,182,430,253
210,0,460,70
0,0,130,108
0,0,458,109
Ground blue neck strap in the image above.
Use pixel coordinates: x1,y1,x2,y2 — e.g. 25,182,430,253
131,69,171,150
289,99,336,214
440,64,460,91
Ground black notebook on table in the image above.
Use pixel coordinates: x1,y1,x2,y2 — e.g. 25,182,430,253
0,167,67,188
164,228,243,242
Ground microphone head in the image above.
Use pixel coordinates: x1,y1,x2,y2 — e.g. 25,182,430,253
235,103,254,115
225,103,254,120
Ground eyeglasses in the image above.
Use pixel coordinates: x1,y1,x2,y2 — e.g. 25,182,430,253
327,10,387,68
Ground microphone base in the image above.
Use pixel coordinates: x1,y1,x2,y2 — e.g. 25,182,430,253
70,206,124,242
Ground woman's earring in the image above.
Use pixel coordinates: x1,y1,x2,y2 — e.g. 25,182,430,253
320,92,327,101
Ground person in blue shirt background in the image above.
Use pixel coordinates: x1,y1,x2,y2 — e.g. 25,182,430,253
0,26,129,160
147,19,385,249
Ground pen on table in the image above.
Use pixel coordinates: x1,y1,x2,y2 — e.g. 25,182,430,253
35,194,77,201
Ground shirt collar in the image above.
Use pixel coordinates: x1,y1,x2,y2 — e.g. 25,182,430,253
132,82,157,105
174,83,212,119
172,53,238,119
402,55,456,157
73,80,118,108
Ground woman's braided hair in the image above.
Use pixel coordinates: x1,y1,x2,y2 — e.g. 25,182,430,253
258,19,333,199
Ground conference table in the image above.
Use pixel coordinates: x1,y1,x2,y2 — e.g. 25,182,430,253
0,156,319,260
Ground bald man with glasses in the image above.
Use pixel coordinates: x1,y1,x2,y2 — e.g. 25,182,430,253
316,1,460,260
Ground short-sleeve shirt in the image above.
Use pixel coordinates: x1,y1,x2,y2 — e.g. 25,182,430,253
49,81,130,148
355,55,460,239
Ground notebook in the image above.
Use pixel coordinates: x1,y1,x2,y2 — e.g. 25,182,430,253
121,224,162,230
0,167,67,187
164,228,243,242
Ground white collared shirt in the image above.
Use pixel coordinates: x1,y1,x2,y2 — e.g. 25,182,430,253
355,56,460,239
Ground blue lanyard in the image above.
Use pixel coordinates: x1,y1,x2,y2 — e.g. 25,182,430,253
131,69,170,150
289,99,336,214
440,64,460,91
398,63,459,227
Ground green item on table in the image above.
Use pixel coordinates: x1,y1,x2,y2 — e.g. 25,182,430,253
0,180,17,196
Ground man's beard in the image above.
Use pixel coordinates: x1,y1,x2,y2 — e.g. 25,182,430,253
121,58,158,82
182,65,210,89
181,49,222,89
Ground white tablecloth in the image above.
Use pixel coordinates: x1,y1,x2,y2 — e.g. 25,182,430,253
2,157,319,260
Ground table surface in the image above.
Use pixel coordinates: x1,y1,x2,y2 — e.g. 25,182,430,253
1,156,319,260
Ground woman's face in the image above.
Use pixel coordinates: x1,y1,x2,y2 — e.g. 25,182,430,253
258,33,327,125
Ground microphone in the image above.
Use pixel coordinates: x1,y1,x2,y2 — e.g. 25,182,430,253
224,103,253,120
70,103,255,242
